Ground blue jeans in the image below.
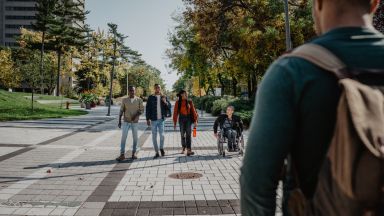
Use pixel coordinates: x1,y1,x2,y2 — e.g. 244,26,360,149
120,122,138,154
151,119,165,152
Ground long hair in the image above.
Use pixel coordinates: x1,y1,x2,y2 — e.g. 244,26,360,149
177,90,190,112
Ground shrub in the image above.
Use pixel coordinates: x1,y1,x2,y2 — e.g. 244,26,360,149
212,98,229,116
236,110,253,128
229,99,254,112
191,96,201,109
202,96,220,113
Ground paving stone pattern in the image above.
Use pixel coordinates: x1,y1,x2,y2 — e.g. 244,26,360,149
0,107,282,215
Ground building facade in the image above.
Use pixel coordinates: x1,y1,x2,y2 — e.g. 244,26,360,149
0,0,37,47
0,0,85,47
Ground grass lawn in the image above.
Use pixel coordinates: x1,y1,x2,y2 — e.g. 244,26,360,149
0,90,87,121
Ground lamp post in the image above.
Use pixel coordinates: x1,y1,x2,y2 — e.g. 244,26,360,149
126,67,129,95
283,0,292,51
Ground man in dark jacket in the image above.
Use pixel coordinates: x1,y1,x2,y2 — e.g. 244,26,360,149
213,105,244,151
240,0,384,215
146,84,172,159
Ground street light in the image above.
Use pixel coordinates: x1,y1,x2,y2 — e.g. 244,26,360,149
283,0,292,51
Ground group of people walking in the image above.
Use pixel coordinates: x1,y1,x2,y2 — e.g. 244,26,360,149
116,83,244,161
117,84,196,161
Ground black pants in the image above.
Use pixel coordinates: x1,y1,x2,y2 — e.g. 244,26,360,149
179,115,192,149
224,129,237,149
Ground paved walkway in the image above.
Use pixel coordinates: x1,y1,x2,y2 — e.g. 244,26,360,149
0,106,281,216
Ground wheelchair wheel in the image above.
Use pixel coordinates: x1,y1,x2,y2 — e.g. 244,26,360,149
217,137,224,155
239,135,245,156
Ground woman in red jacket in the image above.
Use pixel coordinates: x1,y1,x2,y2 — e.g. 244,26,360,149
173,90,198,156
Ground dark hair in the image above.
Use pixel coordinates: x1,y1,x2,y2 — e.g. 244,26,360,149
128,85,135,90
177,90,187,98
177,90,189,111
154,84,161,87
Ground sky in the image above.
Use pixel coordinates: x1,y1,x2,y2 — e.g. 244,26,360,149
85,0,185,90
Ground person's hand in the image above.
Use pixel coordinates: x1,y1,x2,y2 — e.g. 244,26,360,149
161,97,167,103
147,120,151,126
194,122,198,128
214,133,218,139
118,121,122,129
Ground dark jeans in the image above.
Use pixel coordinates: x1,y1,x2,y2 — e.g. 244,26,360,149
179,115,192,149
224,129,237,149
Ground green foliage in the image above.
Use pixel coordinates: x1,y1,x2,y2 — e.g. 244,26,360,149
374,0,384,33
80,91,98,104
236,110,253,127
168,0,315,98
0,49,20,89
212,98,230,116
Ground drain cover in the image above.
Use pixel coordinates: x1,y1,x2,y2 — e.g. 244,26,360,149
168,172,203,179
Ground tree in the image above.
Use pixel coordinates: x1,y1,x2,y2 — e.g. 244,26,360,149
168,0,315,98
107,23,123,116
15,50,41,111
0,49,20,90
18,28,58,95
47,0,90,96
32,0,56,94
374,0,384,33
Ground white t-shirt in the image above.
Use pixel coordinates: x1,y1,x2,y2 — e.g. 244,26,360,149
156,95,161,120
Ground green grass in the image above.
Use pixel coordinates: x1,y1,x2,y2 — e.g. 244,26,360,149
13,92,74,100
0,90,87,121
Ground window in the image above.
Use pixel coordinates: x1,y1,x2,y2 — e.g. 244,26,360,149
5,15,36,20
5,24,33,29
5,33,21,38
5,7,37,11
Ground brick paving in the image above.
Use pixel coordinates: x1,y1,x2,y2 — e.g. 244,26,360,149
0,106,282,215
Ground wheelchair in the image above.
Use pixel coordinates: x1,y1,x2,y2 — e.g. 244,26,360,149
217,128,245,157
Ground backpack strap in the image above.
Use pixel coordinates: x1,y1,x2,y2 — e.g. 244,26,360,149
282,44,349,79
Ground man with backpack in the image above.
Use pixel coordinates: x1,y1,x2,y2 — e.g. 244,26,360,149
146,84,172,159
240,0,384,215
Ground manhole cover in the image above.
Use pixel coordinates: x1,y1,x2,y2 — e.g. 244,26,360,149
168,172,203,179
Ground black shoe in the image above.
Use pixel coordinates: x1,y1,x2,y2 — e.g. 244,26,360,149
116,154,125,162
160,149,165,157
153,153,160,159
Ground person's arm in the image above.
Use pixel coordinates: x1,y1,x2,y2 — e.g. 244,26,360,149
133,99,144,120
240,62,296,216
173,101,178,128
146,96,151,126
213,116,219,134
190,101,198,124
238,117,244,133
118,100,125,128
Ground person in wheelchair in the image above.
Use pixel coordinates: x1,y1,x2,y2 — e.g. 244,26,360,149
214,105,244,152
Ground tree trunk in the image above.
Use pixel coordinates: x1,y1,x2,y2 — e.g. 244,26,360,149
218,73,225,97
107,37,117,116
56,51,61,96
232,77,237,97
31,82,34,112
247,70,252,99
251,70,257,98
39,31,45,94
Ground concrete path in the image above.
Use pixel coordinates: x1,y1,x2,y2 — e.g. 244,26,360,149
0,106,282,216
